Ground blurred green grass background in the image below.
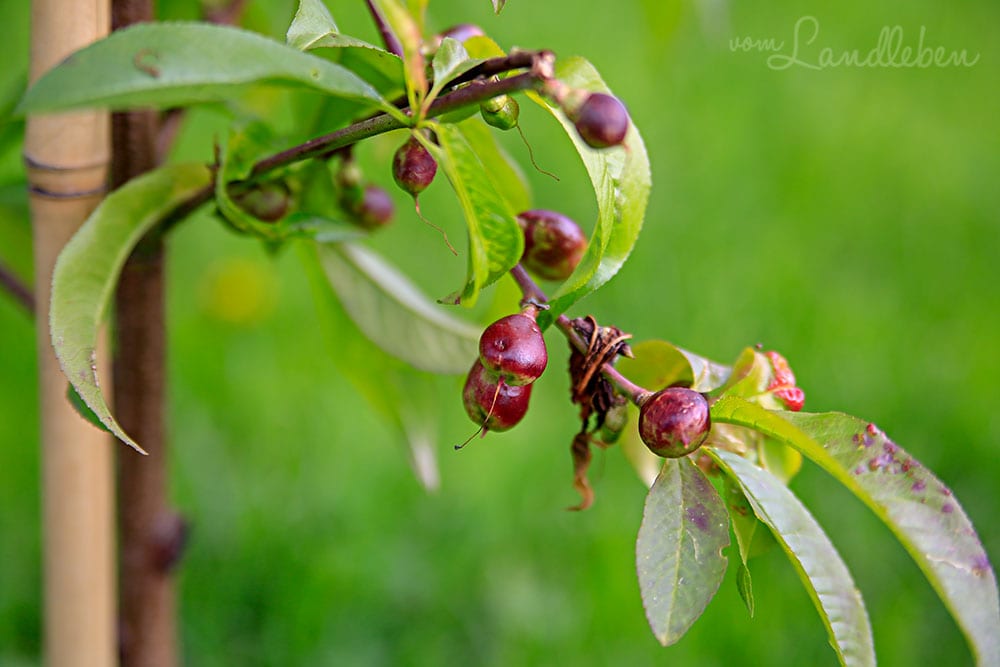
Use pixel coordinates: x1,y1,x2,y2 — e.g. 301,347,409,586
2,0,999,664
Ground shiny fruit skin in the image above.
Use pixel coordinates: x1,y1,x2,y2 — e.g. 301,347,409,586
478,313,548,386
518,209,586,281
462,360,532,432
638,387,711,458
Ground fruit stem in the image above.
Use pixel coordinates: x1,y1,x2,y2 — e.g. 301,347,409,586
509,264,649,404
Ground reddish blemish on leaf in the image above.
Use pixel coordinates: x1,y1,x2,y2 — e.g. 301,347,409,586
866,422,879,436
972,554,992,577
942,503,955,514
884,441,900,455
686,503,711,532
912,480,926,492
939,486,953,497
132,49,160,78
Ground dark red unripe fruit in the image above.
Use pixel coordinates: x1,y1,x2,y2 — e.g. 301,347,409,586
478,313,548,385
638,387,711,458
462,360,532,432
392,136,437,196
353,185,395,229
439,23,485,44
572,93,629,149
517,209,587,281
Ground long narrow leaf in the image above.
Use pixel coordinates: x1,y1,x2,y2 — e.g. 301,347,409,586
315,242,480,373
50,163,213,453
18,22,401,120
711,449,876,666
300,242,442,490
431,122,523,307
712,397,1000,665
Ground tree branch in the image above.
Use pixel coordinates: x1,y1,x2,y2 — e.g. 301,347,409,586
162,51,555,234
509,264,649,404
0,261,34,314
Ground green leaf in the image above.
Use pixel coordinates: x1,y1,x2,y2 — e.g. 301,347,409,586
617,340,732,394
18,22,399,119
427,38,483,104
372,0,426,114
66,384,110,434
528,58,650,329
50,163,213,453
736,563,755,618
619,404,661,487
713,449,876,666
214,123,293,242
286,0,339,48
300,242,442,490
315,241,480,374
457,118,532,213
282,213,365,243
712,397,1000,665
636,457,729,646
759,438,803,484
431,122,523,307
286,0,382,51
492,0,507,14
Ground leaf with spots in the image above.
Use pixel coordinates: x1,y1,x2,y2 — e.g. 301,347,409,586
712,397,1000,666
711,449,876,666
50,163,213,453
636,457,729,646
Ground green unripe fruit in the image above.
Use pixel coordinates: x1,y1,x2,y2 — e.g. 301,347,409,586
480,95,520,131
638,387,711,458
599,401,628,444
231,181,291,223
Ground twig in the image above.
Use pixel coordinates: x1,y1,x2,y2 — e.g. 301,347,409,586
0,261,34,314
162,51,554,234
509,264,649,404
364,0,404,57
248,52,552,180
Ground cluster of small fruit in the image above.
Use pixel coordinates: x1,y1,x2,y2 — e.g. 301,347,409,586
460,209,588,437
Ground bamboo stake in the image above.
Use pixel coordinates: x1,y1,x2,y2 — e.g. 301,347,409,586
24,2,116,666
